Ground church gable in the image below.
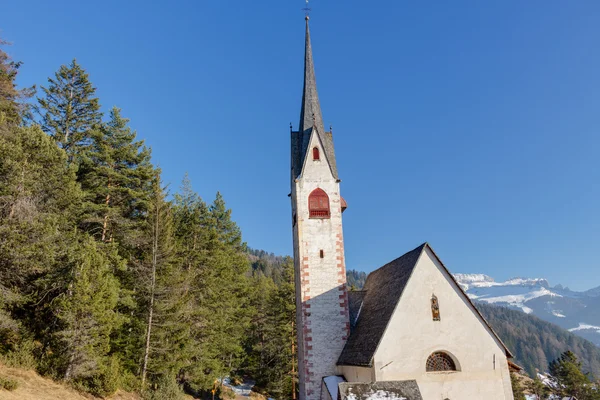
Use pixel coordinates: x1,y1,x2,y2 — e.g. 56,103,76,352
299,127,337,180
338,244,425,367
373,245,511,379
339,243,511,369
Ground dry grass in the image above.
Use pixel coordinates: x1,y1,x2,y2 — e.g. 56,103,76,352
0,362,141,400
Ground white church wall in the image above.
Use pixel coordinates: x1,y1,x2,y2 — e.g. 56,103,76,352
339,365,375,383
372,247,514,400
293,131,349,400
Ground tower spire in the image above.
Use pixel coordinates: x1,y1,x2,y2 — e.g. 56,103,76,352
299,16,325,135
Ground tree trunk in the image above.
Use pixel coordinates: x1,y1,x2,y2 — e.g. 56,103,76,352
101,179,111,242
141,199,159,385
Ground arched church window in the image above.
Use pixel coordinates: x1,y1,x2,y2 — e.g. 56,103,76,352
426,352,457,372
313,147,320,160
308,188,330,219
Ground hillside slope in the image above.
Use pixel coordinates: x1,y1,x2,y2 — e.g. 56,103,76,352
0,363,140,400
477,303,600,378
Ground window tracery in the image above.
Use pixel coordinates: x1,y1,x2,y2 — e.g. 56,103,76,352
426,352,457,372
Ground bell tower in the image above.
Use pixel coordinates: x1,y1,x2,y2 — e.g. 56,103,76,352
290,15,350,400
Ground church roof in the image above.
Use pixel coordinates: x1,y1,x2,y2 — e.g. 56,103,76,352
338,243,513,367
337,380,423,400
348,290,366,328
291,18,339,180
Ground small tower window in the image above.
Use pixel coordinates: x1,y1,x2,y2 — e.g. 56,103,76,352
426,352,457,372
313,147,320,160
319,250,324,258
308,188,330,219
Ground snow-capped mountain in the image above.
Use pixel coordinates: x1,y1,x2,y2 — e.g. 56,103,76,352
454,274,600,346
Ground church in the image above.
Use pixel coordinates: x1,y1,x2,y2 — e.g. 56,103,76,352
289,15,517,400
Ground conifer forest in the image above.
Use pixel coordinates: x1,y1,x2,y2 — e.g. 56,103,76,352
0,41,296,399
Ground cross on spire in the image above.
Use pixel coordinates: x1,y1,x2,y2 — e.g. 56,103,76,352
302,0,311,19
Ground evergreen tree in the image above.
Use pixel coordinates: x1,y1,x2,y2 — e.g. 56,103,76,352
171,175,210,379
54,237,120,385
37,59,102,157
264,257,297,399
138,175,189,396
181,191,250,391
510,373,525,400
549,351,600,400
525,376,550,400
0,123,81,356
0,38,32,125
78,106,153,243
245,272,277,387
244,257,296,399
207,192,250,377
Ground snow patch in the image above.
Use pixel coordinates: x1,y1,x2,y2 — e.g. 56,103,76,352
222,377,255,397
568,323,600,333
346,390,407,400
552,310,566,318
471,287,560,314
521,305,534,314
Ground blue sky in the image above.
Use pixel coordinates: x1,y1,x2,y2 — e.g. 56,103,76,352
2,1,599,290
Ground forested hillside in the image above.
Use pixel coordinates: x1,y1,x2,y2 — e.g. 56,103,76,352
346,269,367,290
478,303,600,379
346,268,600,379
0,42,295,399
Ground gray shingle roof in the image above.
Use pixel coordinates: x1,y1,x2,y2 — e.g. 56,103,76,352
338,243,513,367
337,244,426,367
291,18,339,181
348,290,367,331
337,381,423,400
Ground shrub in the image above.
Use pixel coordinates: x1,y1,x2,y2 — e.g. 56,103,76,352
0,376,19,391
142,375,186,400
71,356,122,397
0,339,38,370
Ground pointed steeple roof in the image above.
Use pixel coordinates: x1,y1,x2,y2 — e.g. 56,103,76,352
292,17,339,180
299,16,325,136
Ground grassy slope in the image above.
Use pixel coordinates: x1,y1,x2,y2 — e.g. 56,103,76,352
0,363,139,400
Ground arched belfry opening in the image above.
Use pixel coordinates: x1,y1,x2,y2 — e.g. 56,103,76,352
308,188,330,219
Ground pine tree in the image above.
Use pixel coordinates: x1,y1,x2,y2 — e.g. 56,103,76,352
243,257,296,399
37,59,102,157
138,175,189,395
245,272,277,387
0,123,81,356
525,376,550,400
180,191,251,391
549,351,600,400
78,106,153,243
54,237,120,385
0,38,35,126
171,175,210,377
510,373,526,400
206,192,250,378
264,257,297,399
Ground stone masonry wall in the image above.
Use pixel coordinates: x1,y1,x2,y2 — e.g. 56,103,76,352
292,133,350,400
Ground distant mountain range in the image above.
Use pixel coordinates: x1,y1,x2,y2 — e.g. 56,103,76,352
454,274,600,346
